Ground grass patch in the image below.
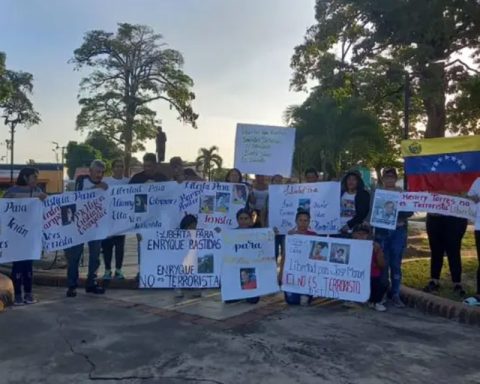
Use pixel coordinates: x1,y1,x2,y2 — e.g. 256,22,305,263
402,257,478,302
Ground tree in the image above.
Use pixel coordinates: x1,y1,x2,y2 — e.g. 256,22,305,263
195,146,223,181
0,52,12,103
84,130,124,162
64,141,102,179
0,68,40,183
286,90,384,178
291,1,480,138
71,23,198,175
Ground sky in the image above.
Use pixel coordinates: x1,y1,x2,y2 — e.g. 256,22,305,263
0,0,316,167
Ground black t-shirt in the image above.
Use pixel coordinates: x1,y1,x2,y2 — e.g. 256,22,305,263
129,171,169,184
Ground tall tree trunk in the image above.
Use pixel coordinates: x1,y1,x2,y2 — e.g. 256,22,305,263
420,62,447,138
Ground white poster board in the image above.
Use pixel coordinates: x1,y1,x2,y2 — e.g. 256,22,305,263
268,182,341,235
234,123,296,176
0,199,43,264
370,189,401,230
139,229,221,289
42,190,110,251
108,182,181,235
282,235,372,302
221,228,279,301
399,192,476,221
179,181,247,230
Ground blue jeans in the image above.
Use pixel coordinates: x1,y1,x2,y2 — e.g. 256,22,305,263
376,226,407,297
65,240,102,288
284,292,313,305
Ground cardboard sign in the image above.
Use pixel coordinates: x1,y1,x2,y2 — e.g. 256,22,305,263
109,182,181,235
399,191,476,221
179,181,248,230
282,235,372,302
370,189,401,230
0,199,43,264
234,123,295,176
268,182,341,235
42,190,109,251
139,229,222,289
221,228,279,301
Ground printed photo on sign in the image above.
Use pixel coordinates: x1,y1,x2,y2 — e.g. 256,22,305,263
134,194,148,213
309,241,329,261
61,204,76,226
215,192,230,213
372,199,397,227
198,253,214,274
233,185,247,205
298,198,311,214
330,243,350,265
240,268,257,290
200,195,214,214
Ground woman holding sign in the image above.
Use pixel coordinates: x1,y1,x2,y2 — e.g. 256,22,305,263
282,209,317,306
4,167,47,306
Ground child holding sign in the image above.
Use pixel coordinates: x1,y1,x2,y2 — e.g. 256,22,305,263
224,208,260,304
352,223,387,312
283,210,317,306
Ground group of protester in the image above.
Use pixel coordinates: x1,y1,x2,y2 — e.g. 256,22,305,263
6,154,480,312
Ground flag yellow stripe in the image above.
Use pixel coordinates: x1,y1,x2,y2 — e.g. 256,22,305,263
401,136,480,157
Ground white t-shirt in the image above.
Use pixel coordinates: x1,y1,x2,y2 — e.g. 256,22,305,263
103,176,130,186
467,178,480,229
340,192,356,227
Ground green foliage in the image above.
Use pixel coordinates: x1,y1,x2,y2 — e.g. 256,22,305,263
195,146,223,181
292,0,480,139
65,141,102,179
0,52,12,103
287,91,383,178
210,167,228,182
0,68,40,130
84,130,124,162
71,23,198,173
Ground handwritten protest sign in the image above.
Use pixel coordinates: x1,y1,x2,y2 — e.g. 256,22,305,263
370,189,401,230
179,181,248,230
399,192,476,221
234,123,296,176
139,229,221,289
108,182,180,235
221,228,279,301
42,190,109,251
282,235,372,302
0,199,43,264
268,182,341,235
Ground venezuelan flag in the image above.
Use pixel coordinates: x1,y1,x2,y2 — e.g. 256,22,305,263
401,136,480,194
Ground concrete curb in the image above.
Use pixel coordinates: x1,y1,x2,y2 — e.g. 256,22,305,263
400,286,480,327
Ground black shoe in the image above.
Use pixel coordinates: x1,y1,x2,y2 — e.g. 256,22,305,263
423,281,440,293
85,285,105,294
453,284,466,297
66,288,77,298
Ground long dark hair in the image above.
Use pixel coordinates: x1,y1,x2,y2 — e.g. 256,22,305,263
225,168,243,183
16,167,39,186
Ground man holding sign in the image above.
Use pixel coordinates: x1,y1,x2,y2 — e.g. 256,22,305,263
65,160,109,298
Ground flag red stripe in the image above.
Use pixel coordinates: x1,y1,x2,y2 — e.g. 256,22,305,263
407,172,480,194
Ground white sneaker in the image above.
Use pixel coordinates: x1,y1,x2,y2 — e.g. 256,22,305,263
373,303,387,312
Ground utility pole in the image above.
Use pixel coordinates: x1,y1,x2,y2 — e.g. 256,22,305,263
8,124,15,185
403,72,410,191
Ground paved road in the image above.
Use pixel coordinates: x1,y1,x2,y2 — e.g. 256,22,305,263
1,286,479,384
